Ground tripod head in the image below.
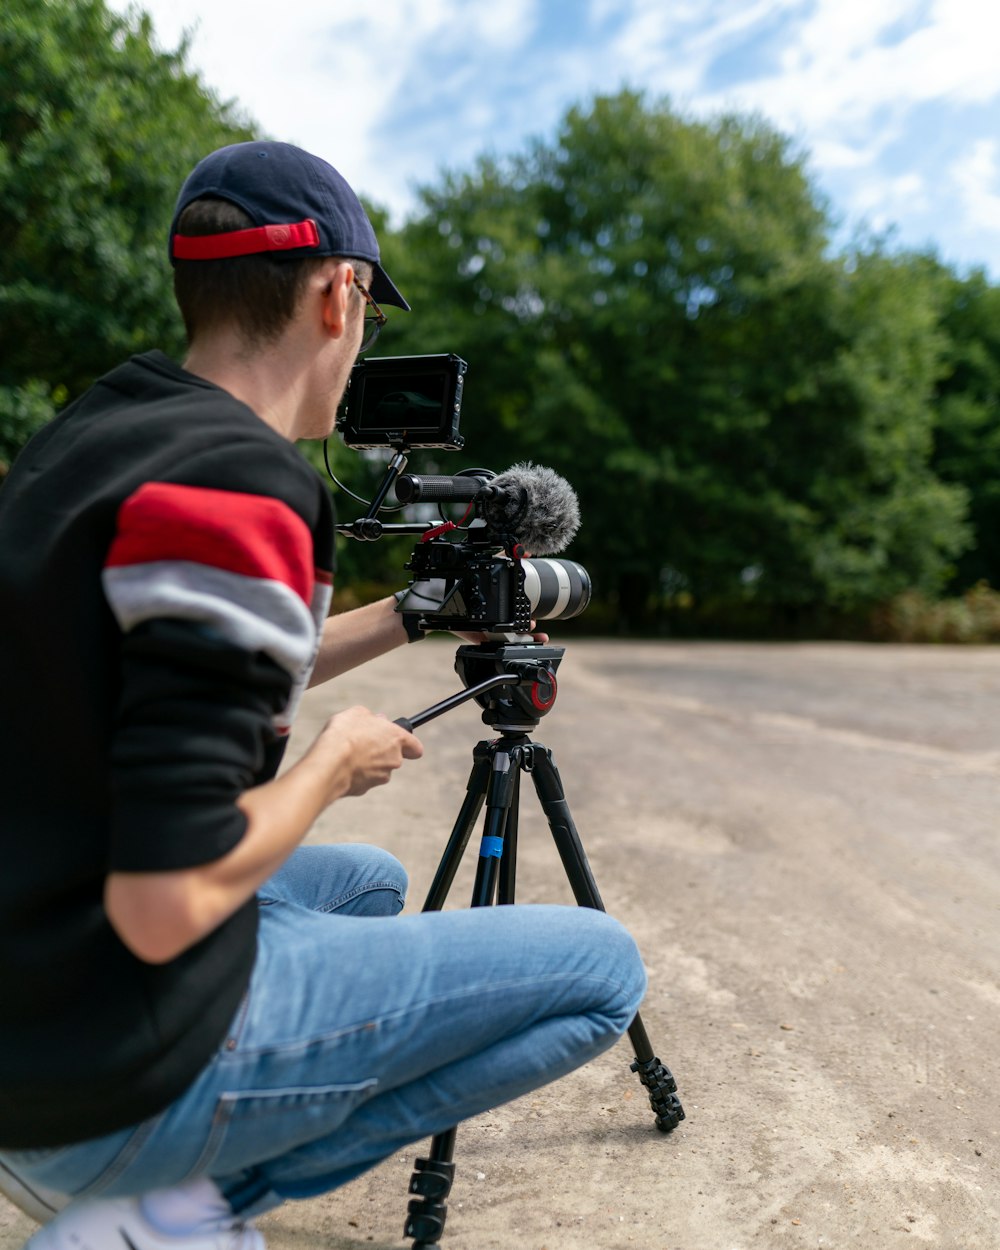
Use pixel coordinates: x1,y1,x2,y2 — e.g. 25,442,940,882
455,642,563,732
394,641,564,736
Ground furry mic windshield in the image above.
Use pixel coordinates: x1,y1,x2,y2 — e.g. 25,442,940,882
482,462,581,555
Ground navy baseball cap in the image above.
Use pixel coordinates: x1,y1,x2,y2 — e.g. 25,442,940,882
169,141,409,310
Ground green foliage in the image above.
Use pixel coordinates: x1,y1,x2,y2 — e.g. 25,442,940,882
0,379,60,476
1,31,993,634
0,0,255,459
382,91,970,627
931,267,1000,590
801,250,969,606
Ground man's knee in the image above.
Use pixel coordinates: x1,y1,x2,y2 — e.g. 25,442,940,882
579,909,647,1027
325,844,407,916
361,846,408,914
524,905,647,1031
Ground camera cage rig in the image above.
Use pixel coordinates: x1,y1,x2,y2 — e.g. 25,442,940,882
329,355,589,636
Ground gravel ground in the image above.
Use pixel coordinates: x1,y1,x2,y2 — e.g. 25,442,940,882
3,639,998,1250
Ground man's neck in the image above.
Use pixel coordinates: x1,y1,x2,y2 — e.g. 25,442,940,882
183,336,309,442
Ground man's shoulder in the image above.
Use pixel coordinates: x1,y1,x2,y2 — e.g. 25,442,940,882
102,352,273,434
98,353,329,518
5,352,332,540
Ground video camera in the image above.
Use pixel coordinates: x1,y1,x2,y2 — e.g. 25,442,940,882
333,355,591,636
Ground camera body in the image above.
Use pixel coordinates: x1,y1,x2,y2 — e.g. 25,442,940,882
399,522,590,634
400,523,535,634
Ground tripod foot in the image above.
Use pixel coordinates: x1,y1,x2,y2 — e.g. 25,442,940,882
404,1156,456,1248
631,1055,686,1132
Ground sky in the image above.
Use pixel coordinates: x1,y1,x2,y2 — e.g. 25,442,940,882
108,0,1000,279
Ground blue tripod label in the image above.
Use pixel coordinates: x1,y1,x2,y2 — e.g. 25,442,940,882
479,835,504,859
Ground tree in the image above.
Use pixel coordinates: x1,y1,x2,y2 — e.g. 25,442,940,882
383,91,969,628
0,0,255,473
797,249,968,609
931,267,1000,590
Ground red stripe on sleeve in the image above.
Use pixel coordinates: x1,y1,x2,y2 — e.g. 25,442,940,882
105,482,316,604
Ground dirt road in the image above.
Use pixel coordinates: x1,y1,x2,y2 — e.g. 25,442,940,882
3,640,998,1249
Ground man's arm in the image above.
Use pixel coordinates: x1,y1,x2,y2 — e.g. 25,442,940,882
309,595,551,687
308,594,410,686
104,705,422,964
98,467,421,965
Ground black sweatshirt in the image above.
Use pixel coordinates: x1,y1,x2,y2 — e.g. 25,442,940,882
0,352,335,1147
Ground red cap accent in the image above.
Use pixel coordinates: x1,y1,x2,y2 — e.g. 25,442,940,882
172,218,320,260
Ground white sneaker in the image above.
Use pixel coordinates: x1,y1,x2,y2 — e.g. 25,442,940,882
21,1195,265,1249
0,1157,67,1224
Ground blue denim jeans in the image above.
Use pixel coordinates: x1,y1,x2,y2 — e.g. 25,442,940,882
2,843,646,1217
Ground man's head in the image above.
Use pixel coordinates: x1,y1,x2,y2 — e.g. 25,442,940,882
169,141,407,348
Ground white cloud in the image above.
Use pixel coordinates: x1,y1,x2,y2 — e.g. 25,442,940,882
635,0,1000,240
849,171,930,234
111,0,1000,191
107,0,388,181
953,139,1000,235
790,0,913,69
595,0,795,100
576,1,967,189
107,0,540,212
473,0,539,49
100,0,1000,272
810,139,878,172
766,2,997,130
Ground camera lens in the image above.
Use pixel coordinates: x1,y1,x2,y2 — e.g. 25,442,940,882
521,559,591,621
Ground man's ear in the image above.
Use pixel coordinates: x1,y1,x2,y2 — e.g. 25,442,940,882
319,261,355,338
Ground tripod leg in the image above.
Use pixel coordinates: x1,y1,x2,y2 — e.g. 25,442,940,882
405,742,523,1248
407,745,494,1248
497,768,520,906
422,743,492,912
626,1015,685,1132
404,1128,456,1250
469,743,520,908
527,745,685,1133
525,744,606,910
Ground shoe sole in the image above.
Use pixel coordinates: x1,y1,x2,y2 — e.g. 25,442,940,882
0,1160,67,1225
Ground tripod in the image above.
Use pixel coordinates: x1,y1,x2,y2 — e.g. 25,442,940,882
396,642,685,1250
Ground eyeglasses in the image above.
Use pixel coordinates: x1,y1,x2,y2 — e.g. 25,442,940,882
354,275,386,353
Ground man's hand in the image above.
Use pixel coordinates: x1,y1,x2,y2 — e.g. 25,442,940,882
451,624,550,645
318,705,424,797
105,706,422,964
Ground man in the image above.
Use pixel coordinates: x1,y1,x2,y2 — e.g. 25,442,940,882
0,141,646,1250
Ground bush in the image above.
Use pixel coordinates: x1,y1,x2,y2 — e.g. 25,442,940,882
871,582,1000,643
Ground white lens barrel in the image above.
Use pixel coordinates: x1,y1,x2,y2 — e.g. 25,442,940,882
521,558,591,620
